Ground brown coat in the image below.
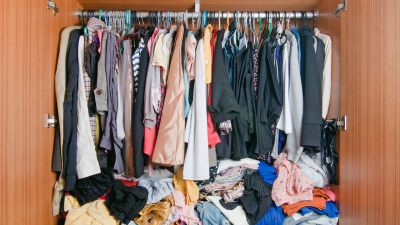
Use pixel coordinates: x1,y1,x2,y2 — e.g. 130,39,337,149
152,24,185,166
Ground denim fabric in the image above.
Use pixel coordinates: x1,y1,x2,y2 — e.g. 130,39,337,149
195,201,231,225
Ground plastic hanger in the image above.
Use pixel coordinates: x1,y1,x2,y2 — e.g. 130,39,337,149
293,11,296,28
99,9,103,20
203,11,207,27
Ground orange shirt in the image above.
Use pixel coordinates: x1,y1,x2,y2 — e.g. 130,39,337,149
282,188,330,216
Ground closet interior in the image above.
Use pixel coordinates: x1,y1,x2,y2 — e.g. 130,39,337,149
3,0,400,224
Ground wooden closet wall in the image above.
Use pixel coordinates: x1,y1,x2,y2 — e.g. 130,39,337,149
0,0,81,224
1,0,400,224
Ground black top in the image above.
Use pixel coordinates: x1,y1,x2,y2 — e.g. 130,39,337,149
62,29,83,191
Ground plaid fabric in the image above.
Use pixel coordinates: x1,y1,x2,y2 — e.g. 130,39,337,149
83,18,106,143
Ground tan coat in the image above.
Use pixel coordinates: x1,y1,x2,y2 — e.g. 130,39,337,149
152,23,185,166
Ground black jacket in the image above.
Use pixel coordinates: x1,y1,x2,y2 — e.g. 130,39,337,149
251,39,282,157
299,26,325,153
209,30,241,158
131,32,152,178
62,29,83,191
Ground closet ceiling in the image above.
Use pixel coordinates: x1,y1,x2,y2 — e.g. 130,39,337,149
75,0,319,11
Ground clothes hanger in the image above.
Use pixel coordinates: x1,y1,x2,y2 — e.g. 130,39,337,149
81,10,85,26
218,11,221,30
312,11,315,29
293,11,296,28
203,11,207,27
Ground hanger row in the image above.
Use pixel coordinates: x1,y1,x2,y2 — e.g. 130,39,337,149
76,9,318,21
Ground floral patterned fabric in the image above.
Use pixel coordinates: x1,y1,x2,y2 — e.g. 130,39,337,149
271,153,315,206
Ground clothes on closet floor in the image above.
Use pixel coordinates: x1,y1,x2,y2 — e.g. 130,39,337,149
52,13,338,225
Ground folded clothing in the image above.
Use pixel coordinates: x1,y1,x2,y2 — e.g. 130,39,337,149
324,188,336,202
257,161,278,185
64,196,118,225
203,179,244,202
272,153,315,206
299,214,339,225
240,171,273,225
70,167,114,206
105,180,149,224
135,194,175,225
217,158,260,174
282,188,330,216
173,167,199,205
195,200,231,225
255,202,285,225
206,196,249,225
298,201,339,218
283,213,321,225
138,176,175,204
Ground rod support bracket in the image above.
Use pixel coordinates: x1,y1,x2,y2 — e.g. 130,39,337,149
47,0,59,15
334,0,347,17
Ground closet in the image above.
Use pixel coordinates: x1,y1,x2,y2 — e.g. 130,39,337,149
1,0,399,224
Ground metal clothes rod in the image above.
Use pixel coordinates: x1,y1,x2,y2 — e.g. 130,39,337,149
75,9,318,20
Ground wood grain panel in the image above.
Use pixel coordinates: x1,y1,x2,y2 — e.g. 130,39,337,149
312,0,341,209
76,0,319,11
340,0,399,224
0,0,81,224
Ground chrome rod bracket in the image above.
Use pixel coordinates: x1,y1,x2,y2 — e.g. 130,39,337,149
47,0,59,15
334,0,347,17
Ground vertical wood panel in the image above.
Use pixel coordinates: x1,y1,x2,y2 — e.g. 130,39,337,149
340,0,399,224
0,0,81,224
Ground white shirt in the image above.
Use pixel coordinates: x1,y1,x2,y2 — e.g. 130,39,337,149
315,28,332,119
183,39,209,180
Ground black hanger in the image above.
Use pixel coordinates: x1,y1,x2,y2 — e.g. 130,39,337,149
283,11,287,30
312,11,315,29
293,11,296,28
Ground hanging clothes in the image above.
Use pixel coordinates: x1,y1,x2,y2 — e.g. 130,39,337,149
152,23,185,166
94,30,108,130
209,29,241,158
183,39,209,181
251,38,282,158
132,28,154,178
62,29,84,191
299,26,325,154
314,28,332,119
283,30,304,163
122,39,135,177
99,30,124,174
76,35,101,179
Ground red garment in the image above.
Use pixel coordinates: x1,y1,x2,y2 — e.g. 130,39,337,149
116,178,138,187
206,28,221,148
144,127,157,158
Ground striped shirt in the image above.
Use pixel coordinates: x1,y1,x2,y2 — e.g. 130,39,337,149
132,38,145,102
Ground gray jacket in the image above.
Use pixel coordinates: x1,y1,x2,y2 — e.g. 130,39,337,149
284,30,304,163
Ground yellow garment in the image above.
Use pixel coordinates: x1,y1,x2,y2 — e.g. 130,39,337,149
204,24,213,84
134,195,174,225
172,167,199,205
95,113,100,149
64,196,119,225
152,33,166,79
